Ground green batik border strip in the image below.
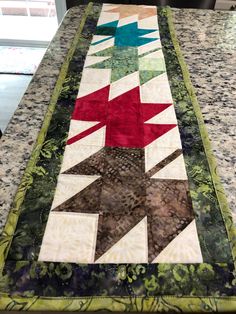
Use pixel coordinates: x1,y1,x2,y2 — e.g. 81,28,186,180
0,0,93,283
1,295,236,312
0,5,236,312
165,7,236,268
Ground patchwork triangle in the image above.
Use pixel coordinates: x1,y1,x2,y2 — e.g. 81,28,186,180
84,56,111,67
145,104,177,124
141,103,172,122
67,120,98,140
60,144,103,174
96,217,148,263
91,46,114,57
51,174,100,209
152,220,203,263
144,123,176,147
140,70,166,85
151,154,188,180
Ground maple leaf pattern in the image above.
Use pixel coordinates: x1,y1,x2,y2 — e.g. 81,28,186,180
52,87,194,262
41,4,197,263
54,145,194,262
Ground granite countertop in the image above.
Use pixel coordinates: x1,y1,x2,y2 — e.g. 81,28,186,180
0,6,235,233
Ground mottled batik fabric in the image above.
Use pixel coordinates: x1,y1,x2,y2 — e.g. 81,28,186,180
37,4,201,265
0,4,235,311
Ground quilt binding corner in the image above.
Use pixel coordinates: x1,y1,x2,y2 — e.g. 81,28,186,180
0,3,236,312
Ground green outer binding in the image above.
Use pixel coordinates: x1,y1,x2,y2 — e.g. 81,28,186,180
0,1,93,276
0,5,236,312
1,295,236,312
165,7,236,268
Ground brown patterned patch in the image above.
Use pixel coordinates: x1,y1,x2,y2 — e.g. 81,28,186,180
100,177,146,215
146,178,194,218
147,216,191,262
54,179,102,213
95,212,144,261
55,146,195,262
63,147,144,179
63,148,106,176
104,147,144,179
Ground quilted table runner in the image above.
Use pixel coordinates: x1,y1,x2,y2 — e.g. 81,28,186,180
0,3,236,312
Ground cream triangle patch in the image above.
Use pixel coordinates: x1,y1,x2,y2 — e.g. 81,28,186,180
152,220,203,263
95,217,148,263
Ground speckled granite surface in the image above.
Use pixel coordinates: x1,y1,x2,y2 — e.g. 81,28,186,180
173,8,236,220
0,6,235,233
0,5,87,232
